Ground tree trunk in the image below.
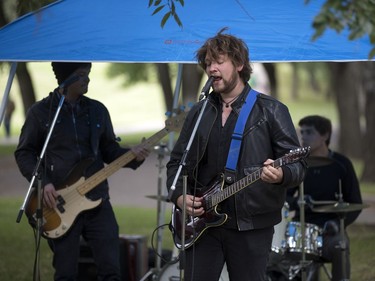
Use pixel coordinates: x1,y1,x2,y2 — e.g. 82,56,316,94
182,64,204,105
263,63,277,98
155,64,174,112
15,62,36,116
329,62,362,158
361,61,375,182
291,63,299,101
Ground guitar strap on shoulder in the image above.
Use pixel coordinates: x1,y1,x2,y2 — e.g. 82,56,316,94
224,88,258,184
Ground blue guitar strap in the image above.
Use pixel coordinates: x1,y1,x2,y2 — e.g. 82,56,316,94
224,89,258,183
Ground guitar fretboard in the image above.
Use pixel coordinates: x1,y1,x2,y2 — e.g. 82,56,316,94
77,128,169,195
207,158,284,208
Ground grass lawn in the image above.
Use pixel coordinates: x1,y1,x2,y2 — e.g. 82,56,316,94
0,198,374,280
1,62,374,280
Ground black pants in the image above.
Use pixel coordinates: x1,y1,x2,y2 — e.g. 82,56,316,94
48,199,121,281
183,226,274,281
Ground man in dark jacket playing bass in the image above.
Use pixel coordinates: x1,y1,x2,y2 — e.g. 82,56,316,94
15,62,149,280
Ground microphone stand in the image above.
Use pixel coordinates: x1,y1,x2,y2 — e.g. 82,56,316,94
336,180,348,281
16,86,68,281
167,77,213,281
297,182,309,281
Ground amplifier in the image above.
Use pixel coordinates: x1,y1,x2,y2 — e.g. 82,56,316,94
78,234,148,281
119,234,149,281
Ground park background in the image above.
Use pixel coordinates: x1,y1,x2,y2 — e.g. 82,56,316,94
1,62,375,280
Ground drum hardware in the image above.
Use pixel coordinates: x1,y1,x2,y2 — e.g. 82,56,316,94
140,144,172,281
297,182,309,281
146,195,169,202
311,180,368,281
312,202,368,213
305,195,337,206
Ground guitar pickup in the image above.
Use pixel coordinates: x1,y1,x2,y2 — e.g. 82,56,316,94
56,195,66,213
57,195,66,204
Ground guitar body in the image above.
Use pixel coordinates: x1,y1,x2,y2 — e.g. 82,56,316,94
24,110,188,239
171,176,228,249
170,147,310,249
26,159,102,239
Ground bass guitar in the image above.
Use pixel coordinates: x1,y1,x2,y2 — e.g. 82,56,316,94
170,146,310,249
26,110,187,239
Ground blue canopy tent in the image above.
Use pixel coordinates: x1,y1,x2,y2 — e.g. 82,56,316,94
0,0,373,121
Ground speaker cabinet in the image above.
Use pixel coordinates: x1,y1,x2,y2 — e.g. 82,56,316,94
78,234,148,281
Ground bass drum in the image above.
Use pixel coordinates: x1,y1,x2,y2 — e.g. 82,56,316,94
157,261,229,281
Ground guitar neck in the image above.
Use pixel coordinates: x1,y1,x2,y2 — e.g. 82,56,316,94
77,128,169,195
209,158,283,206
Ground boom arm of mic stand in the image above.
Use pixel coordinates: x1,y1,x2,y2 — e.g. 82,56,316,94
167,96,210,202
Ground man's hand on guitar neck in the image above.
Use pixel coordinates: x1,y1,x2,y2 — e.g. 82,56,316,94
131,138,150,162
177,194,205,217
43,183,59,209
260,158,284,184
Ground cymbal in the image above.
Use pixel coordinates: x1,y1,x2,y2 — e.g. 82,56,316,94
146,195,168,202
312,202,369,213
306,156,334,168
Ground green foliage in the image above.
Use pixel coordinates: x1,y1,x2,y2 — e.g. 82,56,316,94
306,0,375,59
148,0,184,28
106,63,155,87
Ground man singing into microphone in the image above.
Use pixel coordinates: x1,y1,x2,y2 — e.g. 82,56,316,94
166,28,307,281
15,62,150,280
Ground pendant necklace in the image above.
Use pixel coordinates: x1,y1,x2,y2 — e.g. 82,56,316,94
222,95,240,108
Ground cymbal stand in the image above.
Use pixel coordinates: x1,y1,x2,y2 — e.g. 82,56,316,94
295,182,311,281
336,180,348,281
140,144,169,281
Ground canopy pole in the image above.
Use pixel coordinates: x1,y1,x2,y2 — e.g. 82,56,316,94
0,62,18,125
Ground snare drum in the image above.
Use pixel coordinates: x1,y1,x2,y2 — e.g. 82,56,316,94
271,203,290,254
284,221,323,260
157,262,229,281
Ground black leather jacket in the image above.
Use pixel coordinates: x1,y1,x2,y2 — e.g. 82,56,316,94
15,91,141,201
166,85,307,230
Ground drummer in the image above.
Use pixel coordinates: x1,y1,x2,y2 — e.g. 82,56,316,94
286,115,363,281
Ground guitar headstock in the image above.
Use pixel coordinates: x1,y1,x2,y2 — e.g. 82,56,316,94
164,108,188,133
281,146,310,165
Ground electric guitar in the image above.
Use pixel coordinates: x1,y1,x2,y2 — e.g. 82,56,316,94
26,110,187,239
170,146,310,249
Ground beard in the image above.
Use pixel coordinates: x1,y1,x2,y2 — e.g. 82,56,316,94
213,71,239,95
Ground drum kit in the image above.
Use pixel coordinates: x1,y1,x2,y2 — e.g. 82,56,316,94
269,156,369,281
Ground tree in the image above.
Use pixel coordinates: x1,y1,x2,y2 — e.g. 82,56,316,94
306,0,375,59
106,63,204,111
360,62,375,181
305,0,375,181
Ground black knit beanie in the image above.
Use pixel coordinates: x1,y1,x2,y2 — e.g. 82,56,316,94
51,62,92,84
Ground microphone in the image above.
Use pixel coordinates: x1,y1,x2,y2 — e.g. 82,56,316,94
199,76,214,100
59,75,79,90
